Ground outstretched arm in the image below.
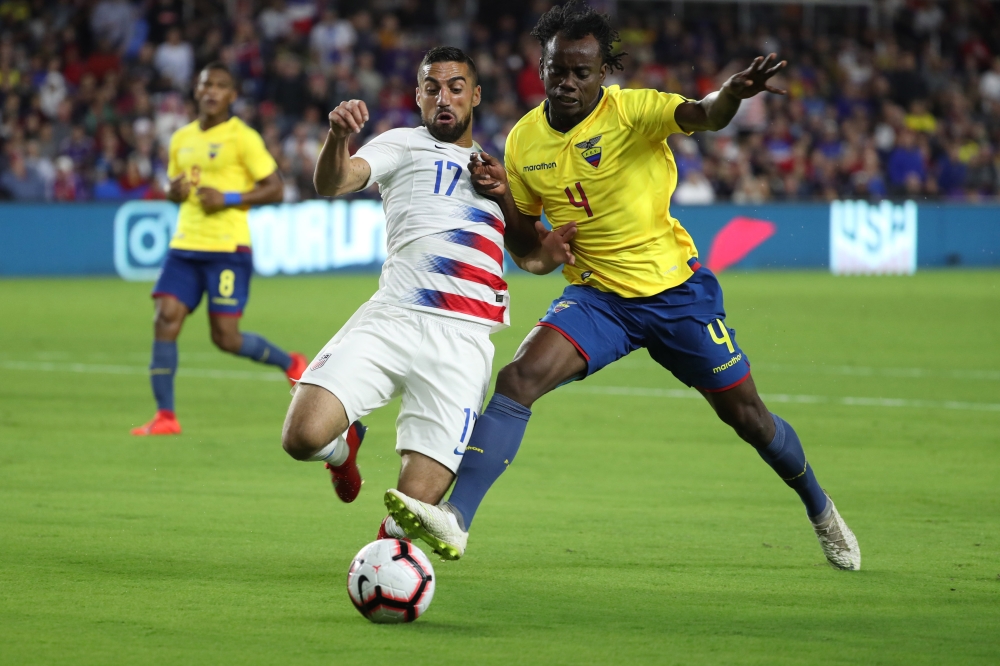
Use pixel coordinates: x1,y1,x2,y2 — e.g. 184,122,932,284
675,53,787,133
314,100,373,197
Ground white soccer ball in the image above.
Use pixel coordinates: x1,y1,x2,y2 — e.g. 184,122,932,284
347,539,436,623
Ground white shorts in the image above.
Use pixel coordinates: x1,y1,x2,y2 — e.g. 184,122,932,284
297,301,494,473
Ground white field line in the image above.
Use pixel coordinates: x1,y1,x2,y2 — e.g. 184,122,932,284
563,385,1000,413
0,360,286,382
6,352,1000,382
2,360,998,413
610,357,1000,382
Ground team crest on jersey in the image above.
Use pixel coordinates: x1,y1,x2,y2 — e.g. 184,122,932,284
575,135,602,168
208,143,223,159
310,353,331,371
553,300,577,313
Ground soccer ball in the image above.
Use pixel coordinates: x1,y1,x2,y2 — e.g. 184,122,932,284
347,539,435,623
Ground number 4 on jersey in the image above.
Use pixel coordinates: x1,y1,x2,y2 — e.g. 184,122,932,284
565,182,593,217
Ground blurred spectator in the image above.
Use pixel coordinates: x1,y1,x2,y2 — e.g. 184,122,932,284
311,9,357,69
39,58,67,118
91,0,135,54
887,130,926,191
0,0,998,204
154,27,194,91
674,171,716,205
1,153,46,201
147,0,182,45
981,57,1000,106
268,53,308,124
259,0,293,43
52,156,85,201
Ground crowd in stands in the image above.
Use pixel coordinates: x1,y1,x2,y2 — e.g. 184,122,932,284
1,0,999,203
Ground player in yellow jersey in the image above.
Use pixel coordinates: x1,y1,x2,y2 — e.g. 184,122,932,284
131,63,309,436
385,1,860,571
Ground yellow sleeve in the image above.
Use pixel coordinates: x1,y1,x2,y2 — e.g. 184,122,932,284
167,133,181,179
239,124,278,182
504,131,543,217
616,89,692,143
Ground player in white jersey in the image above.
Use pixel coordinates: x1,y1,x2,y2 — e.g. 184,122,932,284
280,47,576,540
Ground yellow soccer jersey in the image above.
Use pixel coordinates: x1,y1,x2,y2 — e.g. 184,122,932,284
505,85,699,297
167,117,277,252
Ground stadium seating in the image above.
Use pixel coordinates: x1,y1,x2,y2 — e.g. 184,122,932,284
0,0,997,203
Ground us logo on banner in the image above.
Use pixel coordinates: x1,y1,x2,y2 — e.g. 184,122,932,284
829,200,918,275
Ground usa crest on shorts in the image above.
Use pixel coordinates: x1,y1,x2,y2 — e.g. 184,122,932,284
310,353,332,371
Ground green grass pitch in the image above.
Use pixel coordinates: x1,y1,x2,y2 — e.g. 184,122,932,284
1,270,998,665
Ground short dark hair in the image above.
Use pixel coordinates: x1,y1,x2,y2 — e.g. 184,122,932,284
200,61,237,88
419,46,479,86
531,0,626,72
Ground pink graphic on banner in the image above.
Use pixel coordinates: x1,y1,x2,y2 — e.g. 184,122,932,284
705,217,777,273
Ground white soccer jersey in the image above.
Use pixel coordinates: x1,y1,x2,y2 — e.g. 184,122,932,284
355,127,509,332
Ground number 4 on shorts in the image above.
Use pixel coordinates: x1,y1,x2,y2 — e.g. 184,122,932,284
707,319,734,353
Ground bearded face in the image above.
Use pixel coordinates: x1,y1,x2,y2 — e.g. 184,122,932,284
416,61,480,145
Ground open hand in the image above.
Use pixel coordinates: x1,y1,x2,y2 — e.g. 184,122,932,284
197,186,225,213
329,100,369,139
538,220,576,266
725,53,787,99
469,151,507,199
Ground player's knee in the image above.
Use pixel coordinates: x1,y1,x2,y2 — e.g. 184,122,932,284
210,328,241,353
725,403,772,447
495,363,543,407
153,311,183,339
281,417,332,461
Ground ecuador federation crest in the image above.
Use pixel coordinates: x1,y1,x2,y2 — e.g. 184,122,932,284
575,135,602,168
208,142,223,159
553,300,577,313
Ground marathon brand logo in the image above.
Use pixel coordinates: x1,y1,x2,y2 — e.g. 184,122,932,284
713,353,743,374
523,161,557,172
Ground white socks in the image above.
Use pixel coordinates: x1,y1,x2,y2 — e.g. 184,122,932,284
306,434,349,467
383,515,408,539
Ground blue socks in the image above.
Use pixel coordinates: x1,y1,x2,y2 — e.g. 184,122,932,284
447,394,532,529
238,332,291,371
757,414,829,518
150,340,177,413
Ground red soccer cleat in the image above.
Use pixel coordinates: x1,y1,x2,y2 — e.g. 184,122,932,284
286,352,308,386
131,410,182,436
376,516,410,542
325,421,367,503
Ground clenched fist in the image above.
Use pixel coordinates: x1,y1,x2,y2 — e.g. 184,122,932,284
328,100,370,139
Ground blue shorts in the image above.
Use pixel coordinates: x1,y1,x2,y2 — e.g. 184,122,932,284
538,259,751,392
152,248,253,317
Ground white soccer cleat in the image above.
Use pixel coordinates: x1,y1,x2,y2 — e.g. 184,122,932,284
384,488,468,561
811,496,861,571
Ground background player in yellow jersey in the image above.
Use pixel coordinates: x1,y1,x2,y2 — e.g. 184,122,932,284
386,1,861,571
131,63,307,436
